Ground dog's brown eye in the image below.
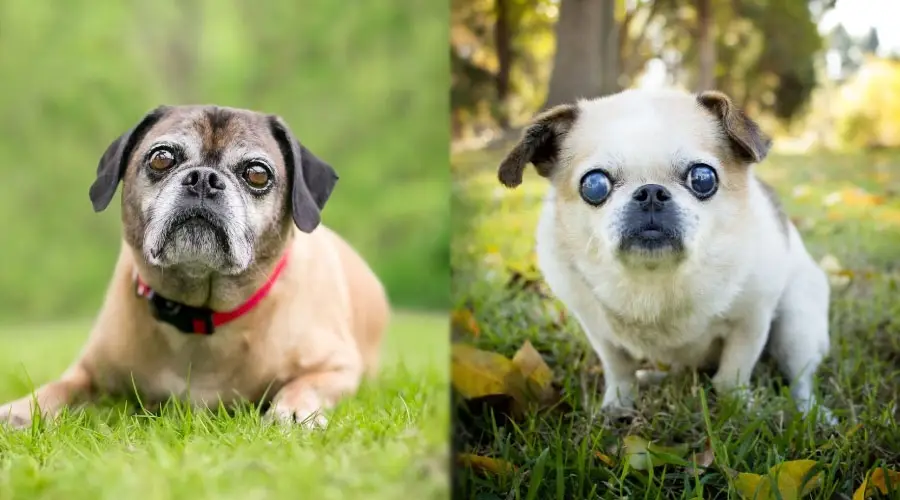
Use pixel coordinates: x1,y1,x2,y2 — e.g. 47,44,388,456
243,164,271,189
149,149,176,171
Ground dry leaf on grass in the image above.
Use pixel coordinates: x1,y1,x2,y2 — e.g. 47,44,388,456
451,341,561,418
734,460,822,500
457,453,516,476
594,451,616,467
623,435,690,471
511,340,557,404
451,308,481,337
685,438,715,475
451,344,516,400
853,467,900,500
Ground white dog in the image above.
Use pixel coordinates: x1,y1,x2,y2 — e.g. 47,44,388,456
498,88,833,422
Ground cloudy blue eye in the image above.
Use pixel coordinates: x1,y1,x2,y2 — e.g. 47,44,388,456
579,170,612,205
687,164,718,199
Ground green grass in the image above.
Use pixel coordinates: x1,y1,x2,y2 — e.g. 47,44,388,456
0,311,449,500
451,144,900,499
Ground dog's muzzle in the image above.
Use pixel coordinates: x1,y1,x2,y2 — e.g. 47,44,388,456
619,184,684,252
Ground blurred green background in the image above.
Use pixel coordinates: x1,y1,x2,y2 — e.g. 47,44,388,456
0,0,449,323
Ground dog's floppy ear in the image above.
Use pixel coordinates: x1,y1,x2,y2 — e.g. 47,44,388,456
89,106,168,212
269,116,339,233
697,91,771,163
498,104,578,188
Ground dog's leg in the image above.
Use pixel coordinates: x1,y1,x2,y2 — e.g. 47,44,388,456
768,261,835,425
593,339,640,415
0,364,93,429
712,312,772,405
265,366,363,428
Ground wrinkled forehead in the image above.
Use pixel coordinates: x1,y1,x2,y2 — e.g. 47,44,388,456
563,92,725,178
136,106,286,171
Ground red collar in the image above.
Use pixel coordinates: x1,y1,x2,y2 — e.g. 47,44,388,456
135,253,289,335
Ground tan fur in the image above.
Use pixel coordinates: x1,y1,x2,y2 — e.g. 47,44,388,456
0,228,387,428
0,107,389,428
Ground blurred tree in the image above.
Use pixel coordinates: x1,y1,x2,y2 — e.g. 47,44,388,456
495,0,512,126
451,0,832,135
544,0,619,108
695,0,715,91
451,0,500,137
835,58,900,149
862,27,880,55
741,0,824,120
618,0,663,84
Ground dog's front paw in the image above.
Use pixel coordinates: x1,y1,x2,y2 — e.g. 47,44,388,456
600,386,637,419
795,398,837,426
264,403,328,429
600,401,637,420
711,377,761,415
0,399,37,429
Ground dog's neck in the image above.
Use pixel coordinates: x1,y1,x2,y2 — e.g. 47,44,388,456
132,253,285,312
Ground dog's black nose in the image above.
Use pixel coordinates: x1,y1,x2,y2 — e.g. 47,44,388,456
182,168,226,198
632,184,671,210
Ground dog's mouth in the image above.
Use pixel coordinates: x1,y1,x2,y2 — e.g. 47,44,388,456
152,206,232,259
619,222,684,254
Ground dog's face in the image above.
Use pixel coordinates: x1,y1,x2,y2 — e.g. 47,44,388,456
498,89,771,268
89,106,337,275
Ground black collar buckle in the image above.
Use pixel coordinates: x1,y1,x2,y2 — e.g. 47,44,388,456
147,291,216,335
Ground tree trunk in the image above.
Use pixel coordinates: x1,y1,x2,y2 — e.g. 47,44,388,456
695,0,716,91
598,0,619,97
494,0,512,127
543,0,606,109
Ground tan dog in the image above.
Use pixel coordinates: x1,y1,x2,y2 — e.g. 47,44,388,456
498,89,834,423
0,106,389,428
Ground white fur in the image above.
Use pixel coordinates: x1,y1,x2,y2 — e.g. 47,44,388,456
528,89,832,421
138,133,283,274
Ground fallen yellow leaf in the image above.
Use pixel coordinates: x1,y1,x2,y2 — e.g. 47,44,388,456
451,344,516,399
595,451,616,467
735,472,765,499
734,459,822,500
685,438,715,475
451,308,481,337
451,341,562,419
457,453,516,476
512,341,552,385
623,435,690,471
512,340,555,403
853,467,900,500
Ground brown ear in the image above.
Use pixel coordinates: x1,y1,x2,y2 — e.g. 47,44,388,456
89,106,169,212
498,104,578,188
697,91,771,163
269,116,339,233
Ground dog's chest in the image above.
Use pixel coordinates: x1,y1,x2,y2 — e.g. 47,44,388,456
135,326,279,406
607,313,732,367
